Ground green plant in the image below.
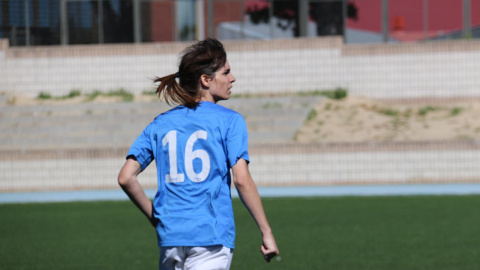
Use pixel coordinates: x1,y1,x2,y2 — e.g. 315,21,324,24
84,89,134,102
65,89,82,99
299,88,348,100
53,89,82,100
306,109,317,122
310,88,348,100
418,106,438,116
378,108,398,117
107,89,134,102
450,107,463,116
84,90,102,102
330,88,348,99
142,90,157,95
37,91,52,99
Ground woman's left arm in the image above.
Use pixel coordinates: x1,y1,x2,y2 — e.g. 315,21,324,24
232,159,279,262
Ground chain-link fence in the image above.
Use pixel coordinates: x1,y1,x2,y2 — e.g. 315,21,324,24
1,0,478,46
3,141,480,192
1,35,480,192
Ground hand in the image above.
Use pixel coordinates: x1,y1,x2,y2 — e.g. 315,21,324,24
149,216,158,228
148,202,158,228
260,232,279,263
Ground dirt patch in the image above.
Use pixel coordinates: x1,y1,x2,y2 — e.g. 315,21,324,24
295,96,480,143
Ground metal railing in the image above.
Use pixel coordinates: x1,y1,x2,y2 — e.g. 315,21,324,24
0,0,477,46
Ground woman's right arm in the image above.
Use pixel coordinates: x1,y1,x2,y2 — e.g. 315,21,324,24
118,158,156,227
232,158,279,262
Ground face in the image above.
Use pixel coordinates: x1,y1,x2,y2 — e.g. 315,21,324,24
206,61,236,103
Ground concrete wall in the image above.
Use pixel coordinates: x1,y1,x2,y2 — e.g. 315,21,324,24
2,143,480,192
1,37,480,98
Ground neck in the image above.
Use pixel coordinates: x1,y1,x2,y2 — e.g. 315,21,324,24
199,94,216,103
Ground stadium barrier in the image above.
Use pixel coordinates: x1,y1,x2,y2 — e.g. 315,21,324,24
2,37,480,192
2,141,480,192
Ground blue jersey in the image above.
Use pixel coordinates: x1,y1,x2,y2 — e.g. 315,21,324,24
127,101,249,249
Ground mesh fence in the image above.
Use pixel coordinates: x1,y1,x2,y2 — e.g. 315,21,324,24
2,142,480,192
1,2,480,193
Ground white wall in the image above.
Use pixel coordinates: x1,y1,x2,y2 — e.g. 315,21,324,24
2,149,479,192
343,51,480,98
1,37,480,98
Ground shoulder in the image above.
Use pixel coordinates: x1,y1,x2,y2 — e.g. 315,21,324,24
213,103,247,129
200,102,243,118
152,105,185,121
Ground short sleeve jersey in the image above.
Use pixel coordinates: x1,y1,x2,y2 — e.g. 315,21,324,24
127,101,249,249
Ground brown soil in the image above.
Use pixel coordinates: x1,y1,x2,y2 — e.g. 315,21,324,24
295,96,480,143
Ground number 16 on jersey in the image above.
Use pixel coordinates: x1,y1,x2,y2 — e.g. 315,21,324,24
162,130,211,183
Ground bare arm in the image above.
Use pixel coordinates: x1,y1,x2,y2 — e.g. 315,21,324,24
118,158,156,227
232,158,279,262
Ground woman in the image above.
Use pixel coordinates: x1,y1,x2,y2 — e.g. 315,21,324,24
118,38,278,270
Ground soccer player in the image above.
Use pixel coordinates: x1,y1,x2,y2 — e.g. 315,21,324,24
118,38,279,270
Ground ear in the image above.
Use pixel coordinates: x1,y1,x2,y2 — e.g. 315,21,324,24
200,74,211,88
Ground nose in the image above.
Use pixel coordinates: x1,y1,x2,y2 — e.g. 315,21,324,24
229,73,236,83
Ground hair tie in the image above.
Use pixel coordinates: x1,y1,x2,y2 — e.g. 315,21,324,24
175,72,180,78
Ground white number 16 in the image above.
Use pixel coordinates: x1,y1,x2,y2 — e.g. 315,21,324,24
162,130,211,183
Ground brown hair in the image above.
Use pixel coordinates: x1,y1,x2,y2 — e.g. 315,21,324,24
154,38,227,108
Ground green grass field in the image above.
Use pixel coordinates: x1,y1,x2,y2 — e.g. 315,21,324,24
1,195,479,270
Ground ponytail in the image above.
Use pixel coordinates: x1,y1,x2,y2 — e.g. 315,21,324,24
154,38,227,108
154,73,199,108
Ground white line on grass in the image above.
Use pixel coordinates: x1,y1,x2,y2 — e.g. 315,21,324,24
2,184,480,204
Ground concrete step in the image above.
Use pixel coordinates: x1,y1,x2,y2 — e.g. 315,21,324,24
0,96,322,150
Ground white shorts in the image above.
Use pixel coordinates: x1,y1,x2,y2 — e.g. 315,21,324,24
159,245,234,270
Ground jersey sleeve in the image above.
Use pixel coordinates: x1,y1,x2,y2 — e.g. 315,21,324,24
226,114,250,167
127,124,154,171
